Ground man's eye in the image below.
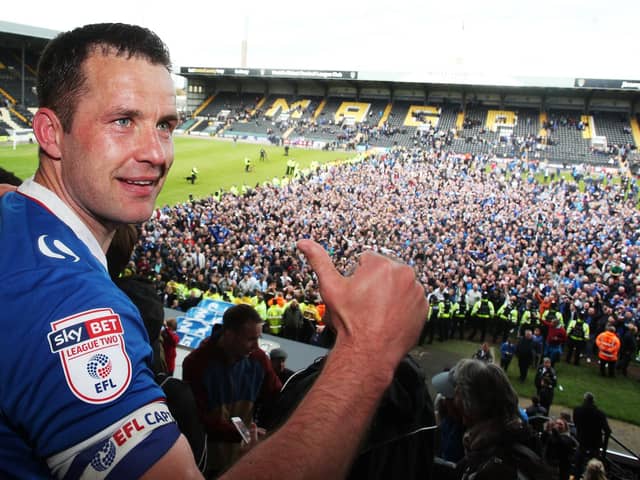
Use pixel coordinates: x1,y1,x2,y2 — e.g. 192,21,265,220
158,121,176,135
115,118,131,127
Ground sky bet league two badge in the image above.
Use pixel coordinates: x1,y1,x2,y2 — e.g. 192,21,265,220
48,308,132,404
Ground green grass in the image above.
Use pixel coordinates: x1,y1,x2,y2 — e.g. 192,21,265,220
0,142,39,180
427,339,640,426
159,137,357,206
0,137,358,207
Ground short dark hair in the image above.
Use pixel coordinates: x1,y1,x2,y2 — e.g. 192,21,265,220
584,392,595,405
222,304,262,332
37,23,172,132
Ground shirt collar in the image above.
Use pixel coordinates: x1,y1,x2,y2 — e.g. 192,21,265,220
18,177,108,271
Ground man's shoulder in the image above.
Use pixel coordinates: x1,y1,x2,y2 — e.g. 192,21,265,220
1,193,103,281
249,347,270,365
183,338,216,364
573,404,596,418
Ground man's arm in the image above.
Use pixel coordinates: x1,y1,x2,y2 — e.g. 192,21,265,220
169,329,180,346
222,239,427,479
257,352,283,402
470,301,478,315
534,370,541,388
140,434,202,479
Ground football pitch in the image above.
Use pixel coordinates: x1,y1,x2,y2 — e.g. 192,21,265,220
0,136,359,207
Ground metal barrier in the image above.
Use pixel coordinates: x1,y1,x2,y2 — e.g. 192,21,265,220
605,434,640,480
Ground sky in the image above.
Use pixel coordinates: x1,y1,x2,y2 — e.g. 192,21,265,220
4,0,640,84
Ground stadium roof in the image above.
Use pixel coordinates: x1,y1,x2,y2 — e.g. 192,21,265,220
1,21,638,95
180,66,640,92
0,20,57,50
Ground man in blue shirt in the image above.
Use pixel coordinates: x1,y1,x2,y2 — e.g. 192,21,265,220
0,23,199,479
500,338,516,372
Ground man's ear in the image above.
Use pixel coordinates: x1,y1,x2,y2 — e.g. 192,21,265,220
32,108,63,159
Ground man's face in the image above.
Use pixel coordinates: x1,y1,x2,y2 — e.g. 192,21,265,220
554,419,567,433
58,50,177,232
227,321,262,360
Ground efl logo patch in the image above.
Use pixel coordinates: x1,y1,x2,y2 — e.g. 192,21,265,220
48,308,132,404
90,440,117,471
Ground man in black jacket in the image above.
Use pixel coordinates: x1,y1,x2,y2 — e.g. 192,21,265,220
617,323,638,376
534,357,557,414
515,329,535,382
572,392,611,478
281,299,307,342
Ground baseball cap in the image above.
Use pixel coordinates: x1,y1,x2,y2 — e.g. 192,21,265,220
269,348,288,360
431,369,456,399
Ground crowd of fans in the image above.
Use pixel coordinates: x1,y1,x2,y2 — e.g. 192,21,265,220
125,146,640,380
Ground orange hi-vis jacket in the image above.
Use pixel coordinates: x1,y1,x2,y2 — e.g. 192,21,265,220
596,330,621,362
316,304,326,325
534,290,553,316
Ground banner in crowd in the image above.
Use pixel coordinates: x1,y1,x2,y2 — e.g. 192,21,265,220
175,298,234,349
175,299,281,353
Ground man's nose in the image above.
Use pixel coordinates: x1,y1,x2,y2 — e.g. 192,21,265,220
137,126,169,166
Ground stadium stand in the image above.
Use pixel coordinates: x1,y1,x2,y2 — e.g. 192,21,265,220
1,21,638,165
0,119,10,136
0,108,21,131
512,108,540,137
199,91,259,119
591,111,635,149
545,109,595,164
174,117,199,134
173,91,637,167
8,103,32,127
380,100,415,148
437,104,461,133
0,46,39,107
183,78,639,168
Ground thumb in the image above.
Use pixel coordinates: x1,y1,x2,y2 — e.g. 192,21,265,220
297,239,343,289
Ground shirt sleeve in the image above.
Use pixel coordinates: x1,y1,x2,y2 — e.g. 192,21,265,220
1,265,178,478
258,353,283,402
47,402,180,479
